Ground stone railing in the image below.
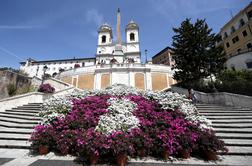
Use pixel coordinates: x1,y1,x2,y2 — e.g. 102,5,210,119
44,77,71,91
171,86,252,108
0,86,78,112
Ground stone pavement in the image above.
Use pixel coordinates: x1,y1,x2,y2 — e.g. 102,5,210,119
0,149,252,166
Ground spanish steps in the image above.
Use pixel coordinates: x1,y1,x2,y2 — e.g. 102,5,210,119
0,102,251,165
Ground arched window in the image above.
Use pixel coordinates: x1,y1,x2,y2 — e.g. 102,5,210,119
231,26,235,34
245,59,252,69
230,64,236,71
130,33,135,41
101,35,106,43
239,19,245,27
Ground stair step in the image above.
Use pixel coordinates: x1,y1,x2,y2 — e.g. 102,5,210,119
212,120,252,124
0,117,39,124
212,124,252,128
216,133,252,139
0,133,30,141
0,128,33,134
0,121,35,129
207,116,252,120
214,128,252,132
0,113,41,121
223,146,252,155
215,129,252,133
199,111,252,114
2,112,39,117
0,140,31,149
223,139,252,146
202,113,252,116
7,109,40,114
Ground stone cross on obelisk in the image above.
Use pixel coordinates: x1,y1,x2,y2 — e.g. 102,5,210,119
116,8,122,44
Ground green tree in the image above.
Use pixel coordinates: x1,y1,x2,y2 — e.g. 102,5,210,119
172,18,226,84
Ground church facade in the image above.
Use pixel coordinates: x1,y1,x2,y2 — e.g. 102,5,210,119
58,9,176,91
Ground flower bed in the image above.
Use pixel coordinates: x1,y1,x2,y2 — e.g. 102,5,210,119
30,84,227,164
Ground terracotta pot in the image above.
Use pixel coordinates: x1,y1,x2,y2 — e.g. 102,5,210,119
203,150,218,160
116,153,127,166
89,154,99,165
39,145,49,155
161,150,169,160
180,149,190,159
138,149,146,158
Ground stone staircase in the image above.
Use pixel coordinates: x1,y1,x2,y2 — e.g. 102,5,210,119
197,104,252,156
0,103,251,157
0,103,42,149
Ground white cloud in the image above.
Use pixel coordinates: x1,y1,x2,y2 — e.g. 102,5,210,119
86,9,104,26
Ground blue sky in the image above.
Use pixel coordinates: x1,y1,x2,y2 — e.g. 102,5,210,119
0,0,250,68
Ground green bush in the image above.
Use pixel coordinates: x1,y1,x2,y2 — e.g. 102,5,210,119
7,84,17,96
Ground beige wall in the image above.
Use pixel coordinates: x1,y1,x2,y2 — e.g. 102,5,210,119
101,74,110,89
61,76,72,85
135,73,145,90
151,73,167,91
78,74,94,90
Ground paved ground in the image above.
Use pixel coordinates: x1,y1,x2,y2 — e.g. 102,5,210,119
0,149,252,166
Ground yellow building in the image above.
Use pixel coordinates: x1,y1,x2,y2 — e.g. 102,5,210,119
221,2,252,56
220,2,252,70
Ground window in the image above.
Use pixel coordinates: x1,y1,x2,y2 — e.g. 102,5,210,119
223,32,228,38
130,33,135,41
226,42,230,48
242,30,248,37
239,19,245,27
247,43,252,49
230,64,236,71
101,35,106,43
232,36,239,44
231,26,235,33
247,9,252,19
246,59,252,68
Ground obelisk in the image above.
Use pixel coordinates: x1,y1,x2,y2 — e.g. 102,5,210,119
116,8,122,44
114,8,124,60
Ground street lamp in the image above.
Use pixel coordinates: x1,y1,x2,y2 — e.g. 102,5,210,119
145,49,148,64
41,65,48,85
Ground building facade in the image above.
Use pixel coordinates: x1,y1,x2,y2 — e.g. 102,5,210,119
20,58,95,78
220,2,252,70
96,9,141,65
20,9,176,91
152,47,174,66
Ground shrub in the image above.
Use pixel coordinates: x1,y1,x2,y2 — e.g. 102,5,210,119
7,83,17,96
38,83,55,93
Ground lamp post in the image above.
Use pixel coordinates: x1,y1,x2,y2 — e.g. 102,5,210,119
41,65,48,85
145,49,148,64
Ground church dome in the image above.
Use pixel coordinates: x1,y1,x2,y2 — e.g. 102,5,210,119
98,23,112,32
126,20,139,30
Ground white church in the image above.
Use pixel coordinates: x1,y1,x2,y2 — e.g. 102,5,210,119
20,9,176,91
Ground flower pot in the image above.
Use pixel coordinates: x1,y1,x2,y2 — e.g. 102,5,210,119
116,153,127,166
89,154,99,165
138,149,146,158
203,150,218,160
161,150,169,160
180,149,190,159
39,145,49,155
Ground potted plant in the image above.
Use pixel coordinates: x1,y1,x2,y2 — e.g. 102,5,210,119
38,83,55,93
29,125,54,155
130,128,153,158
109,132,134,166
197,131,228,160
83,128,110,165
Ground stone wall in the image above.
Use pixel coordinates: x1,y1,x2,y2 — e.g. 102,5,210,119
171,86,252,109
0,70,32,99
